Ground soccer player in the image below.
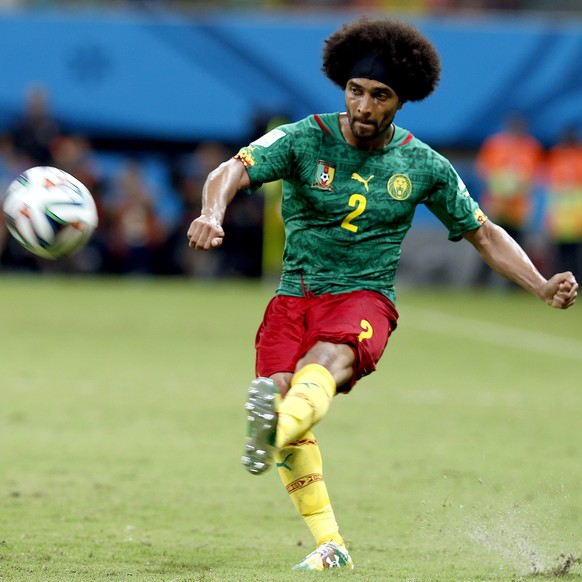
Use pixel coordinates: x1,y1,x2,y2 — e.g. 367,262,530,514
187,17,578,571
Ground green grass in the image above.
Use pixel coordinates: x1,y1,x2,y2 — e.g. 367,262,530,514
0,275,581,581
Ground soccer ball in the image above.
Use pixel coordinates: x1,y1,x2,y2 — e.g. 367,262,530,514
2,166,98,260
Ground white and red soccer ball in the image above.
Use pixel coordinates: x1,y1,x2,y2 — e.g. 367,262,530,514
2,166,98,260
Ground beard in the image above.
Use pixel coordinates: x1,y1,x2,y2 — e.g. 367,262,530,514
348,115,391,142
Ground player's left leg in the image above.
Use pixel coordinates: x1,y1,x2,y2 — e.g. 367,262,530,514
275,431,353,570
292,540,354,571
271,351,354,569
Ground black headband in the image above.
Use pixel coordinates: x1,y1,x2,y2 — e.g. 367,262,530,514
348,53,404,100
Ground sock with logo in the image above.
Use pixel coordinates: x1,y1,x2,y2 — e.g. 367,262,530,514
275,430,344,546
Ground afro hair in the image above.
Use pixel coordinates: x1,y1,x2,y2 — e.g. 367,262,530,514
322,17,441,103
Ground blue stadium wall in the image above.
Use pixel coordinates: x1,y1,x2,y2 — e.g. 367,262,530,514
2,9,582,148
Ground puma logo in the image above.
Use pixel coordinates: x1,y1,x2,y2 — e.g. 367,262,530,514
276,453,293,471
351,173,374,191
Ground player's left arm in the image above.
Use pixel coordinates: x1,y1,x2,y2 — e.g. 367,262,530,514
463,220,578,309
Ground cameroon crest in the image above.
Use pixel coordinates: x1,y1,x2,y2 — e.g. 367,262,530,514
313,161,336,191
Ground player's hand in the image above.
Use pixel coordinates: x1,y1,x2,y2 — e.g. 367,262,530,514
539,272,578,309
187,215,224,250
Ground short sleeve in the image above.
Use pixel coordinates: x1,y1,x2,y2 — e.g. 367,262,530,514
234,126,295,192
424,162,488,241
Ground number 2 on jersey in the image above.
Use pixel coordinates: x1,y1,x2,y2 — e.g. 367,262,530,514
341,194,367,233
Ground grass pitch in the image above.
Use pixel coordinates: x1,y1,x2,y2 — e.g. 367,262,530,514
0,275,580,581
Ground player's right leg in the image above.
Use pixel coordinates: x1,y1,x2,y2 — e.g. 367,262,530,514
275,360,341,448
242,359,339,476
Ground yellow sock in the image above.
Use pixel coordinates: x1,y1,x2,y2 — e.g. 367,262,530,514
275,431,344,547
276,364,336,449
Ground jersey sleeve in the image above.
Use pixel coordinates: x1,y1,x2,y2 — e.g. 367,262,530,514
424,160,488,241
234,124,296,192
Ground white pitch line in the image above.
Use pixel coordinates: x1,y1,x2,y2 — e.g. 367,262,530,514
401,307,582,363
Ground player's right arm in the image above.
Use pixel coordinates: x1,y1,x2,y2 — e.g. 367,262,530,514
187,157,251,251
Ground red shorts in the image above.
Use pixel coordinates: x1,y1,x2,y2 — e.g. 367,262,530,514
255,290,399,392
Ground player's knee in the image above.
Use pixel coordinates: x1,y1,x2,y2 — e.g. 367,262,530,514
296,342,355,386
270,372,292,397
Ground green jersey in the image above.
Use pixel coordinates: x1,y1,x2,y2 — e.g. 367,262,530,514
236,113,486,304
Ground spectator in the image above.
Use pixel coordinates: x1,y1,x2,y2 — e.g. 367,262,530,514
50,135,108,273
0,133,41,270
476,113,543,245
105,159,165,274
475,113,544,286
11,85,62,167
544,126,582,276
51,135,102,195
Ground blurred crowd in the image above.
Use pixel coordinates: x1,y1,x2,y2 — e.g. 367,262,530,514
0,87,265,278
1,88,581,281
476,113,582,280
